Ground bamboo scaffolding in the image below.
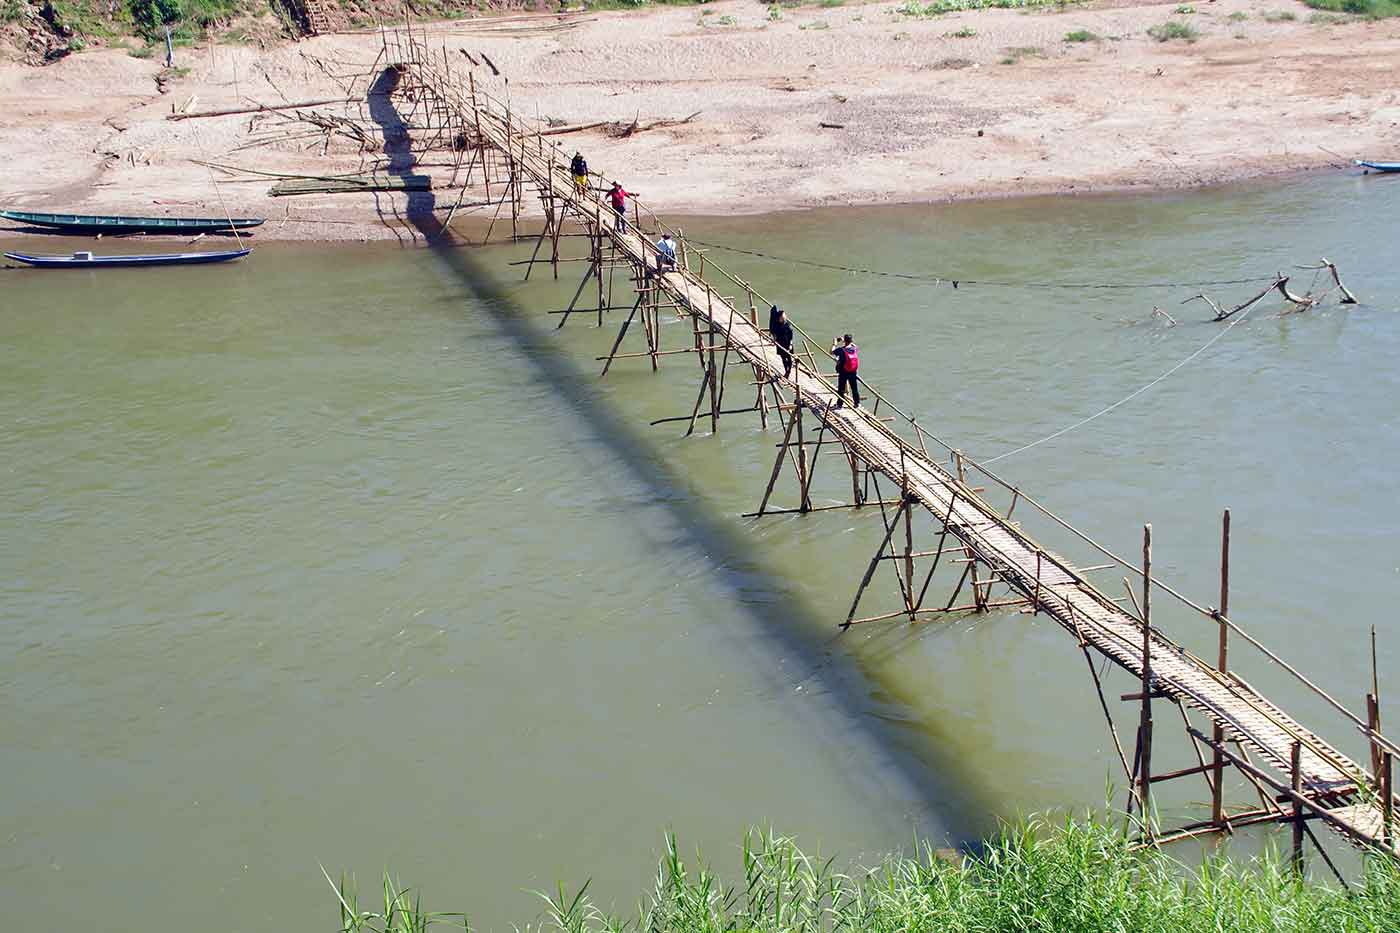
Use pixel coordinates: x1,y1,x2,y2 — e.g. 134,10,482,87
379,30,1399,865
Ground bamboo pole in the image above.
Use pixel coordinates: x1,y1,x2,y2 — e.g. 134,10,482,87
903,466,915,620
843,499,912,629
911,488,960,612
1139,523,1155,839
595,229,606,327
1372,626,1383,777
1213,508,1230,828
648,288,660,371
864,474,909,609
555,259,599,330
600,294,644,377
520,209,553,281
951,450,986,610
1291,740,1305,876
1383,752,1394,848
756,404,802,516
795,388,811,512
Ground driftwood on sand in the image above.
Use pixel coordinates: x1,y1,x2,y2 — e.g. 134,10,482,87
536,111,702,137
167,98,356,121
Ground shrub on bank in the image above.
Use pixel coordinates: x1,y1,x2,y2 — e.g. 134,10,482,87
330,816,1400,932
127,0,243,41
1147,19,1198,39
1304,0,1400,17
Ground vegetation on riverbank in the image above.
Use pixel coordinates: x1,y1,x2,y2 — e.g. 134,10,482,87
331,815,1400,932
1302,0,1400,17
1,0,283,57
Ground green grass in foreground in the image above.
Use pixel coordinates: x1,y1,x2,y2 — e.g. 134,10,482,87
330,816,1400,932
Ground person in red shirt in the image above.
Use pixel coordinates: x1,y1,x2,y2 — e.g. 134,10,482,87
607,181,631,232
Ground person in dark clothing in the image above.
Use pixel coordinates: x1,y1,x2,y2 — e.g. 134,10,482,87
831,333,860,408
769,306,795,379
570,152,589,194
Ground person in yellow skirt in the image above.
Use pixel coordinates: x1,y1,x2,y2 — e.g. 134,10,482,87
570,151,589,194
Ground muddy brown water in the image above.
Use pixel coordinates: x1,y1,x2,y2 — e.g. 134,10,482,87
3,172,1398,929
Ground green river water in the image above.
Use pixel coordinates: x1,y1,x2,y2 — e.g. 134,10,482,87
2,173,1399,930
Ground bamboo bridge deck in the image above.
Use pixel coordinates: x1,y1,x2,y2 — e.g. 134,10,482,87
376,29,1398,866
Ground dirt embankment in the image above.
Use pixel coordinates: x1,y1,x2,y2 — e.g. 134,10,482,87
1,0,1398,242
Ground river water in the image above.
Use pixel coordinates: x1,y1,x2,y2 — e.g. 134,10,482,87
2,173,1398,930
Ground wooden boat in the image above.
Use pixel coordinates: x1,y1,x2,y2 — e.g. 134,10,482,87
1355,160,1400,174
4,248,252,268
0,209,265,233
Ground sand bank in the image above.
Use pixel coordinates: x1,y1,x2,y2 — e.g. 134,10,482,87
1,0,1398,241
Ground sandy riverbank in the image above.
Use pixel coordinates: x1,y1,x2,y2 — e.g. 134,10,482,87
1,0,1398,242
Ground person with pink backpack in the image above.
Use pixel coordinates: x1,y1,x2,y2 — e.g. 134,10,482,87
830,333,860,409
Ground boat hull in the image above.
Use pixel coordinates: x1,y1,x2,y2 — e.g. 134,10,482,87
1355,160,1400,173
4,249,252,268
0,210,265,233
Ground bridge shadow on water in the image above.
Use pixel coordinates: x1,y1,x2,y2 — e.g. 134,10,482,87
367,68,999,850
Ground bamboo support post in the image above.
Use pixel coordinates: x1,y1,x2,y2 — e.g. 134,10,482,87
754,365,769,429
555,258,600,330
1139,523,1155,839
902,462,915,620
600,293,645,377
1080,634,1144,816
1384,752,1394,847
684,366,713,438
795,388,811,512
595,231,607,327
1371,626,1384,777
843,497,912,629
1291,740,1305,876
1213,508,1230,828
1370,693,1383,778
756,403,802,516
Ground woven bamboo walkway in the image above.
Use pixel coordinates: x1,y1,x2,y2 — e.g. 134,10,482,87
384,37,1398,861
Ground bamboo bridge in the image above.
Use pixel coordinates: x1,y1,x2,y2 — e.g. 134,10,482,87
372,26,1397,873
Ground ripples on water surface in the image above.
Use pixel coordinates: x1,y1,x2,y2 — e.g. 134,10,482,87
2,175,1398,930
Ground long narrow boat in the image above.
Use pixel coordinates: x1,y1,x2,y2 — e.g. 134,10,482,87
1355,160,1400,173
0,210,265,233
4,249,252,268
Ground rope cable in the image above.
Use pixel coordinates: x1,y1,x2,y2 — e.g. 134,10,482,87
686,237,1279,291
981,300,1264,464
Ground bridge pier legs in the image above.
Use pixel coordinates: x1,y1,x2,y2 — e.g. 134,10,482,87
839,472,1028,630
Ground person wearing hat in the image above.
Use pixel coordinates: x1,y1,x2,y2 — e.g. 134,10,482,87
607,181,632,232
570,152,589,194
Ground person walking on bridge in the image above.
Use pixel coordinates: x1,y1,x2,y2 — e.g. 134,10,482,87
570,152,589,195
831,333,860,408
769,305,794,379
607,181,632,232
655,232,677,273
